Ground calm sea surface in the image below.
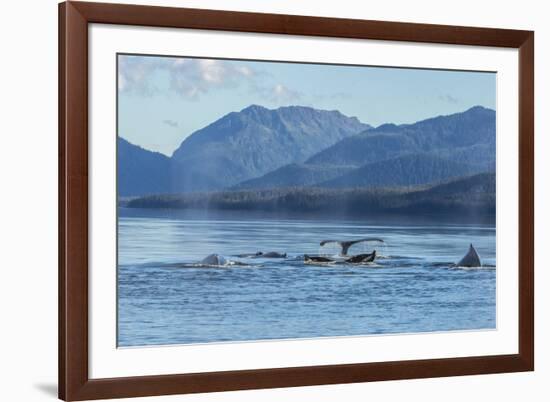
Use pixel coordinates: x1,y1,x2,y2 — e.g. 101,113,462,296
117,208,496,347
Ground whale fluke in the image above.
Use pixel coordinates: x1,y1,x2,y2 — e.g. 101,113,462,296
320,238,384,256
457,244,481,267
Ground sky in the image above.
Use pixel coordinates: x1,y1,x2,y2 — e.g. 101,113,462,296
118,54,496,156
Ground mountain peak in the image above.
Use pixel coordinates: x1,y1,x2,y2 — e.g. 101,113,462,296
375,123,400,131
241,104,354,117
241,104,322,116
170,105,370,191
277,104,316,112
241,104,268,113
464,105,494,114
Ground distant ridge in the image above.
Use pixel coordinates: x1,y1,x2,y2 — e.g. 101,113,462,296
234,106,495,191
117,137,172,197
320,153,483,188
306,106,495,167
234,163,355,190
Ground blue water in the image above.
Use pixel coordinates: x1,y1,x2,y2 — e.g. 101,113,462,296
117,208,496,347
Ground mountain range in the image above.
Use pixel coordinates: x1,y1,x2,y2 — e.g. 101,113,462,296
119,105,369,196
118,104,495,197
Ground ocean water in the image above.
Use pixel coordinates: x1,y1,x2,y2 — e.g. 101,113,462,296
117,208,496,347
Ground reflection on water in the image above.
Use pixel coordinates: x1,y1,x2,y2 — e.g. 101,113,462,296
117,208,496,347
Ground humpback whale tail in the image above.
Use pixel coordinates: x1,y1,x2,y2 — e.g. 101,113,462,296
320,238,384,256
456,244,482,267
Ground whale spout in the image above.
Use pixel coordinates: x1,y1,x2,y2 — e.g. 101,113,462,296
457,244,481,267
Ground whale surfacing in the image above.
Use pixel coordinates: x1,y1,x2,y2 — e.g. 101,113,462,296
260,251,287,258
235,251,287,258
346,250,376,263
200,254,228,266
304,255,334,263
457,244,482,267
304,250,377,264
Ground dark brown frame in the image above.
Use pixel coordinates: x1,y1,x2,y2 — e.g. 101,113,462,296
59,1,534,400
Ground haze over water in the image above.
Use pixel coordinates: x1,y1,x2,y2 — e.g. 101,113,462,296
117,208,496,347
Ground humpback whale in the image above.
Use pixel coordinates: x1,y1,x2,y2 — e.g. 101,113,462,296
259,252,287,258
235,251,287,258
456,244,482,267
345,250,376,263
198,254,252,267
320,238,384,256
235,252,263,258
304,255,334,263
304,250,377,264
200,254,228,266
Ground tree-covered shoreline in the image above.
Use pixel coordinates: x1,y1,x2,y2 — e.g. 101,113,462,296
123,173,495,222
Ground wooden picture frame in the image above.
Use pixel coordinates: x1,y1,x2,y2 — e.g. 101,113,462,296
59,1,534,400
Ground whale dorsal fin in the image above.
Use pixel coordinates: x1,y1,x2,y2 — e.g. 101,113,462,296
457,244,481,267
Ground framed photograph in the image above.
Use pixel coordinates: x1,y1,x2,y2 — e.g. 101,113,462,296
59,1,534,400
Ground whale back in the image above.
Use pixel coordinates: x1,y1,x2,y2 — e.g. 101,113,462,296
457,244,481,267
201,254,227,266
261,251,286,258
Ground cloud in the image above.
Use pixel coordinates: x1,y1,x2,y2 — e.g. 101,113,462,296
438,94,459,104
119,55,305,105
251,83,303,103
271,84,302,102
162,119,179,128
118,56,165,96
118,55,258,99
